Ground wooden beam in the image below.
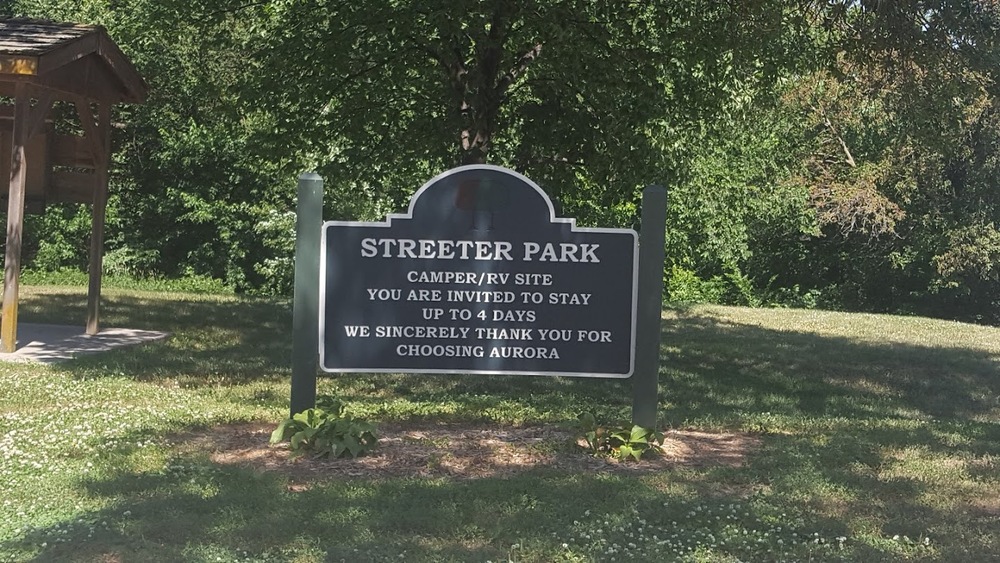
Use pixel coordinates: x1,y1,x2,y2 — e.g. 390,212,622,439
1,85,55,351
2,83,32,352
34,30,99,75
40,56,122,105
96,33,148,103
85,100,111,335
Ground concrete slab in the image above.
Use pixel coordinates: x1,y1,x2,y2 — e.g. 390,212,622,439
0,323,169,364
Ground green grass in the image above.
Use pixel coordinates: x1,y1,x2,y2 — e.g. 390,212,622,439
2,286,999,561
20,268,234,294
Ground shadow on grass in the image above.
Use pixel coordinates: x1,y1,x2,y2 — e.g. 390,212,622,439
0,458,690,562
648,310,1000,559
19,289,294,382
19,287,643,417
658,310,1000,424
21,289,1000,430
17,287,1000,428
2,429,992,562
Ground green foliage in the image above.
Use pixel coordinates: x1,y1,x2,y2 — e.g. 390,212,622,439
575,413,663,462
763,284,826,310
666,266,727,305
250,209,296,296
270,397,378,459
666,265,763,307
102,246,160,279
21,268,232,294
22,204,94,272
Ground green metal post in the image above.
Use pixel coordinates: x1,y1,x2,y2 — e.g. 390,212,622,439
632,185,668,428
290,173,323,416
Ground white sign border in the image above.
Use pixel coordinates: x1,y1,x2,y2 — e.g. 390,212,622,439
318,164,640,379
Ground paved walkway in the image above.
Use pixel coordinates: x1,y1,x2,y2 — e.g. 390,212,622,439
0,323,169,364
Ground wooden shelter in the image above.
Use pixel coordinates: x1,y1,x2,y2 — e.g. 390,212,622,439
0,18,147,352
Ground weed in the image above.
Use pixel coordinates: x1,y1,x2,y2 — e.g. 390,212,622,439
576,413,664,461
270,397,378,459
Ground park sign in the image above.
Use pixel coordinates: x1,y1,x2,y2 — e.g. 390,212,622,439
319,165,638,377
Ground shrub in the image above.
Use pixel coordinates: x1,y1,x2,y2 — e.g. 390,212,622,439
270,397,378,459
666,266,727,304
576,412,663,462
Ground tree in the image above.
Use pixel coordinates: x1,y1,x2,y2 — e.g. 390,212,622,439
694,0,1000,318
11,0,296,289
252,0,805,225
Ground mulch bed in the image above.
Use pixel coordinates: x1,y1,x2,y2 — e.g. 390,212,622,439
174,422,761,487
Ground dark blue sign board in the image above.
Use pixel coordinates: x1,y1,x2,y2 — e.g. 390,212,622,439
319,165,638,378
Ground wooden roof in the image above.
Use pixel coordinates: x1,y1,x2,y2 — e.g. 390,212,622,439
0,18,147,104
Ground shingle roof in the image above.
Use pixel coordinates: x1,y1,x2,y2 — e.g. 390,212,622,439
0,18,95,56
0,18,146,103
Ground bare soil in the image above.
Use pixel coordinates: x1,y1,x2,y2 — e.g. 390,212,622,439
174,422,760,488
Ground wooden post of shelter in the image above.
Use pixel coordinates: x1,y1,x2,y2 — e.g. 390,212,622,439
0,18,147,352
1,82,54,351
75,98,112,335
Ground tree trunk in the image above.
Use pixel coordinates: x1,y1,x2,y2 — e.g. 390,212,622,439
433,2,540,167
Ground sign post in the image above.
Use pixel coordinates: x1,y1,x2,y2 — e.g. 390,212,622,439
290,172,323,416
631,185,668,428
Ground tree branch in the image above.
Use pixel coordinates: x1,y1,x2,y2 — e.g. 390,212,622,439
496,43,543,97
812,104,857,168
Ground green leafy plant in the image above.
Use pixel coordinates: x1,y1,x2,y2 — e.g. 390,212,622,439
576,413,664,462
270,397,378,459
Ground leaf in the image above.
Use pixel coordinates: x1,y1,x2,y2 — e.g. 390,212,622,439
290,430,308,450
629,425,651,443
609,429,630,445
343,435,362,458
269,419,293,444
316,396,345,416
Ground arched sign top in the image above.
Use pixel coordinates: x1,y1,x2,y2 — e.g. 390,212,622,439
395,165,563,232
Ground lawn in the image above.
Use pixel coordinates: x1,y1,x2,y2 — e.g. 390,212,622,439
1,286,998,562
